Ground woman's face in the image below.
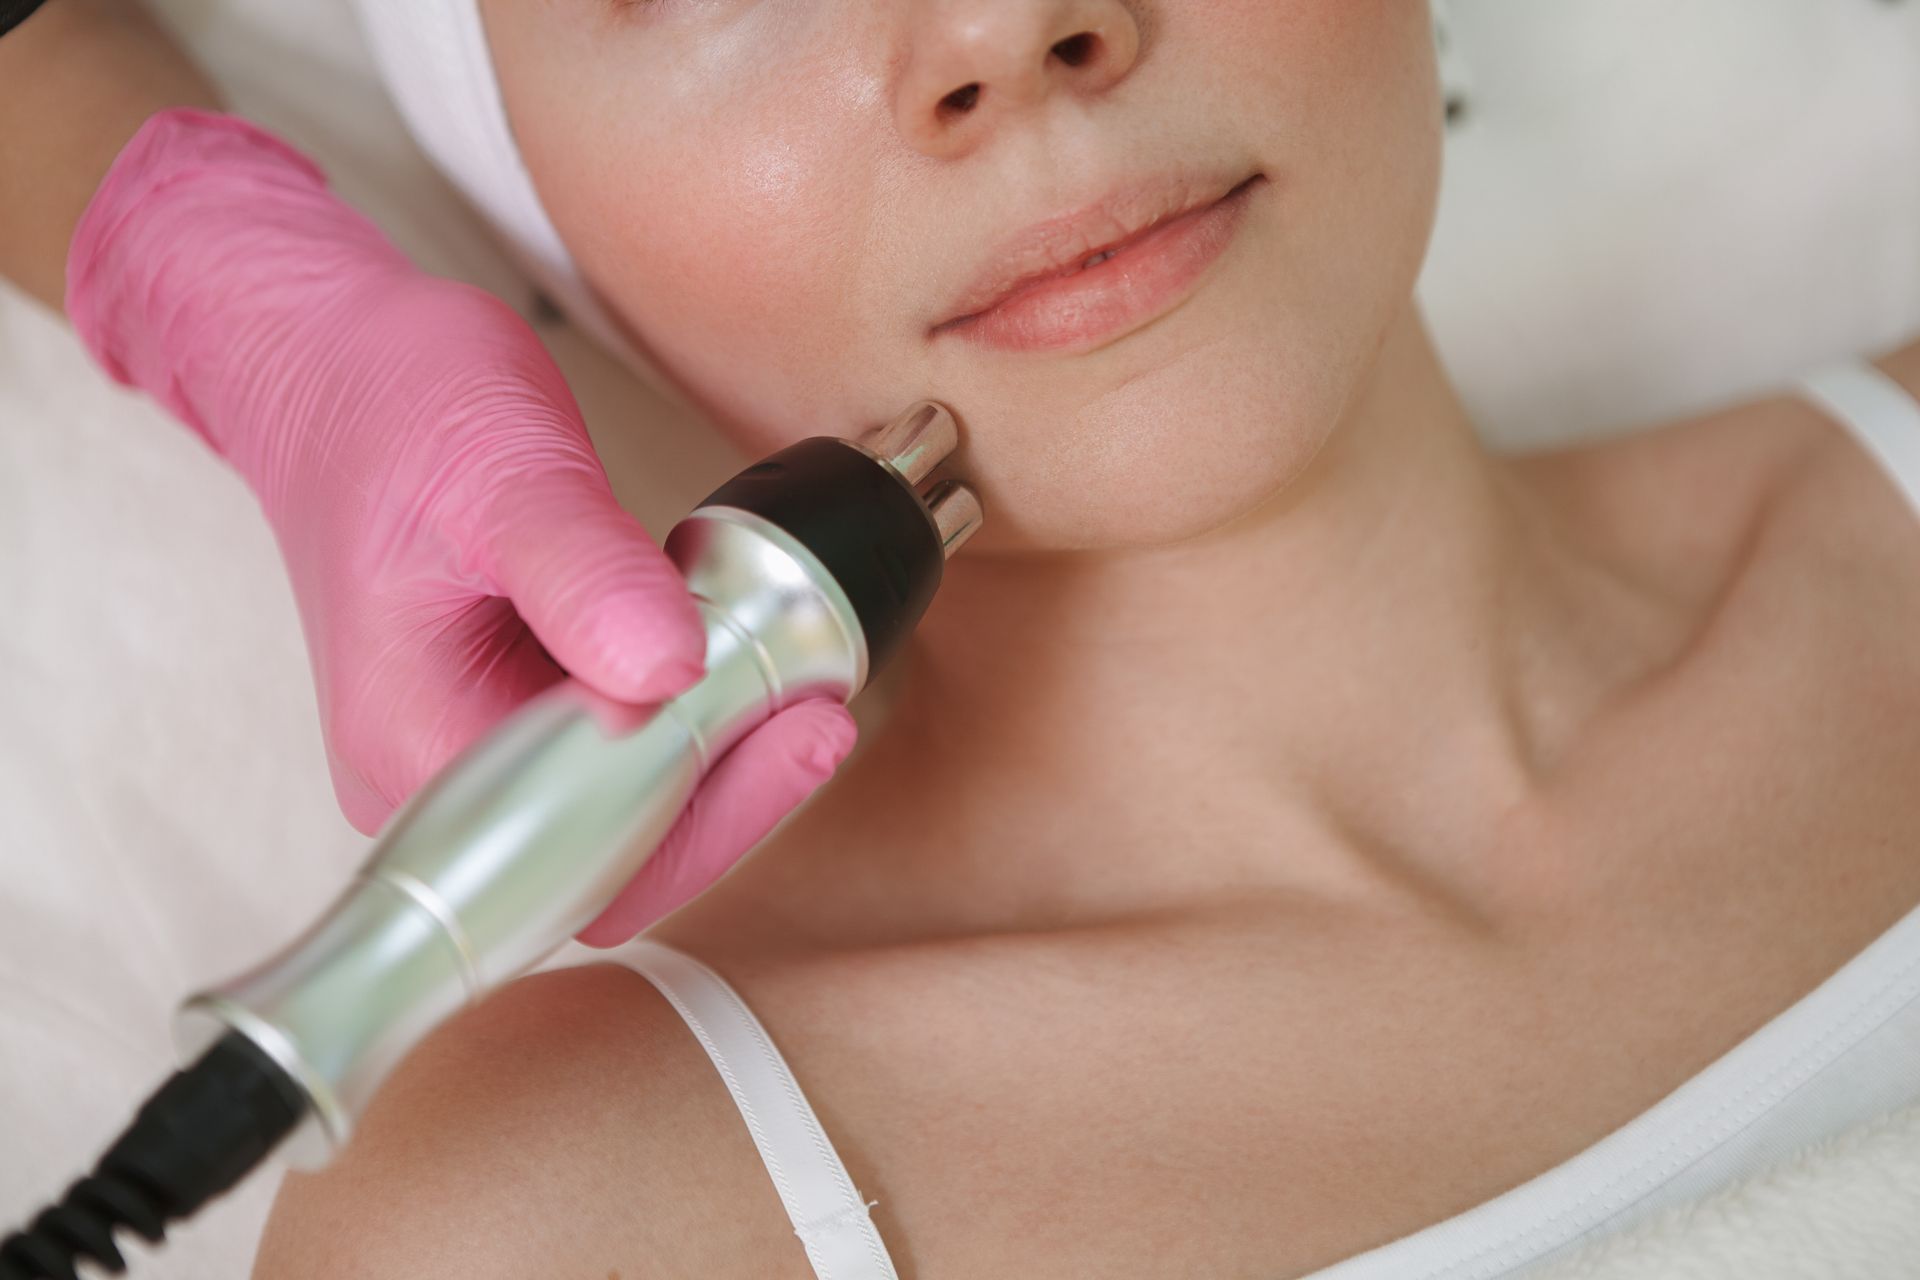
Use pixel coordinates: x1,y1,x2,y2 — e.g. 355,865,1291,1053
481,0,1443,553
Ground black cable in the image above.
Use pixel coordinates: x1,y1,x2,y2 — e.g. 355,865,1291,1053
0,0,51,40
0,1031,307,1280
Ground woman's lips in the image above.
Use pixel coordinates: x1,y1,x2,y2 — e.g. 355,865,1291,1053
932,174,1265,355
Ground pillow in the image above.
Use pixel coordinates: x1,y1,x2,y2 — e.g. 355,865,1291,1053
1417,0,1920,448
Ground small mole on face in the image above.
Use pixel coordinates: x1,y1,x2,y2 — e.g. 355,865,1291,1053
607,1272,621,1280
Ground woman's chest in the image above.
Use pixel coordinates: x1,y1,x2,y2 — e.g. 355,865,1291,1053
828,889,1918,1280
786,681,1920,1280
721,489,1920,1279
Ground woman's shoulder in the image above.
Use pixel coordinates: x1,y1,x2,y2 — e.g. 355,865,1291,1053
251,960,821,1279
1510,337,1920,612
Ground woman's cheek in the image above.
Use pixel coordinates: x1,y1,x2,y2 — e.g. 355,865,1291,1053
575,127,873,444
1210,0,1409,62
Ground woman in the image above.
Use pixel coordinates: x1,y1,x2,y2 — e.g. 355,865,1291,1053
251,2,1920,1278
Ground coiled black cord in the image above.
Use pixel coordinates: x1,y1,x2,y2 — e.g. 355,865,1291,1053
0,1031,307,1280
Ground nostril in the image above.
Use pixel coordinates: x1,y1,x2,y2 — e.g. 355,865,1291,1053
938,82,982,118
1051,32,1098,68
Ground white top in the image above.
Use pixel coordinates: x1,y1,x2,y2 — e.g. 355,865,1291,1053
564,361,1920,1279
595,940,900,1280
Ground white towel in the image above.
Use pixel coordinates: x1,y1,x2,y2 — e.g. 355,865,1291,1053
1523,1101,1920,1279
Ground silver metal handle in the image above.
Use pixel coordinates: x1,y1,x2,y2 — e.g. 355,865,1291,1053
175,506,868,1167
172,403,981,1170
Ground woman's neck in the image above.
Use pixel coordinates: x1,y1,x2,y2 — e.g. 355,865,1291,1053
712,306,1689,946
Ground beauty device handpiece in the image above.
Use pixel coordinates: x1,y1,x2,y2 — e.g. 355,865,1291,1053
0,403,981,1280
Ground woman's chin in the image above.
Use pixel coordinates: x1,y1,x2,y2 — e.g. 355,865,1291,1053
933,362,1336,556
953,454,1306,555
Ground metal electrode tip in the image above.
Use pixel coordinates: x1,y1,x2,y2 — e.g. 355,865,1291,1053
852,399,982,559
921,478,984,560
858,400,959,487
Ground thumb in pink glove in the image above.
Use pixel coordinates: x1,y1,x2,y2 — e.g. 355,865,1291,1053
66,108,857,942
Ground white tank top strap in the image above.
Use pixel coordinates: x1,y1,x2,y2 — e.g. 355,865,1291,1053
1796,359,1920,519
607,939,901,1280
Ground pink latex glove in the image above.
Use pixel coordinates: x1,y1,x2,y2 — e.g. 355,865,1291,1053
65,108,856,945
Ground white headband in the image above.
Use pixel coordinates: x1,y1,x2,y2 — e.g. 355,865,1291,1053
348,0,634,363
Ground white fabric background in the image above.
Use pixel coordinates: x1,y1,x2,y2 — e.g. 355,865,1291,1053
1,2,1917,1276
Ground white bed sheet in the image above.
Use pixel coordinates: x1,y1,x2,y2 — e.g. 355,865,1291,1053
1,2,1917,1276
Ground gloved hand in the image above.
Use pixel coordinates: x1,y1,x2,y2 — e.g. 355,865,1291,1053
65,108,856,945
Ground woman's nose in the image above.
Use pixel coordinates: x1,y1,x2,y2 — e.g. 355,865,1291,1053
896,0,1142,160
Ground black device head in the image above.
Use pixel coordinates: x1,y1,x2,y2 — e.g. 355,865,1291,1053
693,405,981,677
